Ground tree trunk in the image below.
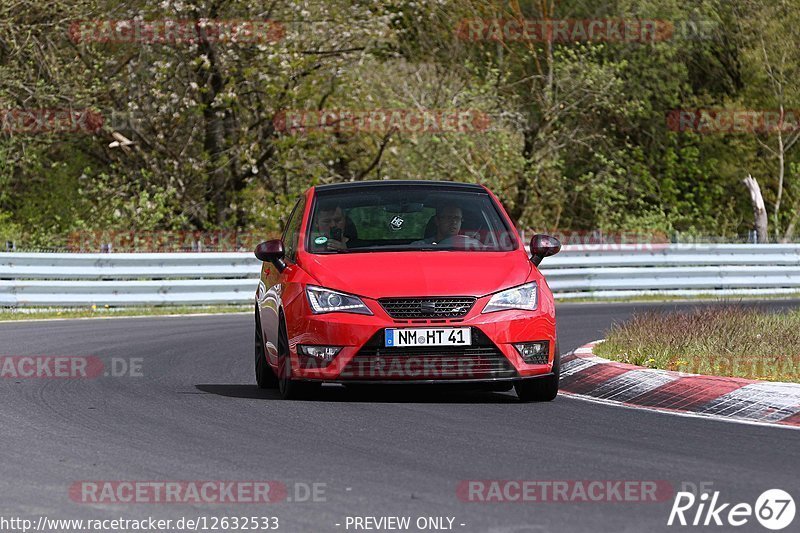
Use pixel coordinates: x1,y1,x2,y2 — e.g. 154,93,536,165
782,205,800,242
774,123,785,240
743,174,768,243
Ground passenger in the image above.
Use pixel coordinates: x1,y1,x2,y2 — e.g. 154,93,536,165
312,205,359,251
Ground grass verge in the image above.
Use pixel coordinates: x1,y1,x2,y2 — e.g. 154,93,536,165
0,304,251,322
594,306,800,382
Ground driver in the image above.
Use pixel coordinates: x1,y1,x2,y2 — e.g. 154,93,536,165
432,204,463,242
412,204,481,247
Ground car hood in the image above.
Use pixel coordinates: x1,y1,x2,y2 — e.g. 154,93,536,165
300,251,532,299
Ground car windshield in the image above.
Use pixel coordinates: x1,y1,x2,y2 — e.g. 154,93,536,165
306,184,518,253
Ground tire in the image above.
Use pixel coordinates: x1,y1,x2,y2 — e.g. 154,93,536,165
276,316,320,400
515,342,560,402
255,307,278,389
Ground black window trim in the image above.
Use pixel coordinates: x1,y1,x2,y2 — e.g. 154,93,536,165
304,185,519,254
282,196,306,263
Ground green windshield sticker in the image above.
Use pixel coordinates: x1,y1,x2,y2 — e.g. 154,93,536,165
314,236,328,245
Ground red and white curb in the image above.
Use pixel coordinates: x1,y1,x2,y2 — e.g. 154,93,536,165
559,341,800,429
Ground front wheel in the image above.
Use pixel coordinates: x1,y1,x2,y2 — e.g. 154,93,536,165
255,308,278,389
277,318,320,400
515,343,560,402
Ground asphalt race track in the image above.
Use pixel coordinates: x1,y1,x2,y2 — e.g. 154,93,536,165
1,301,799,533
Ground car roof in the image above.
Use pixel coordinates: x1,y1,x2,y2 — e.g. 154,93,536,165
313,180,485,193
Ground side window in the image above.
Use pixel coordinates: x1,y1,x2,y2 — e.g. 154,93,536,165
282,197,306,263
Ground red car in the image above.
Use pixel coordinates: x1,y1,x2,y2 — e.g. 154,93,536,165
254,181,561,401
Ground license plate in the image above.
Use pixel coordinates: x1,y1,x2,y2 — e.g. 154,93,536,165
384,327,471,347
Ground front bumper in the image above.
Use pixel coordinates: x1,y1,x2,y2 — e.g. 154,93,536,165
286,296,557,383
318,373,557,386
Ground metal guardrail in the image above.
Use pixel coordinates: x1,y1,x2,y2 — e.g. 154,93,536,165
544,244,800,299
0,253,258,306
1,244,799,306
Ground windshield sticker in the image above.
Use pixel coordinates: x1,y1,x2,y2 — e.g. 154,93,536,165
390,216,404,231
314,236,328,245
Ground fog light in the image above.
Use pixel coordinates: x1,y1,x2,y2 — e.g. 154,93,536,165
298,345,342,366
514,341,549,364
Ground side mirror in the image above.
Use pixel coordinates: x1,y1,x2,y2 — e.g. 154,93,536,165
255,239,287,272
530,234,561,266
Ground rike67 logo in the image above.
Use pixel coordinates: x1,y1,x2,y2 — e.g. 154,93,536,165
668,489,795,530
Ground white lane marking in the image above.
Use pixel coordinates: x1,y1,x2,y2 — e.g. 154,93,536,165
696,382,800,422
586,369,677,402
560,391,800,431
560,357,601,376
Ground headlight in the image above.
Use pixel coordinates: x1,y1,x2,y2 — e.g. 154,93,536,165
482,282,538,313
306,285,372,315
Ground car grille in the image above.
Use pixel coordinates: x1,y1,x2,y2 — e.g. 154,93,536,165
379,297,476,319
339,329,516,381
